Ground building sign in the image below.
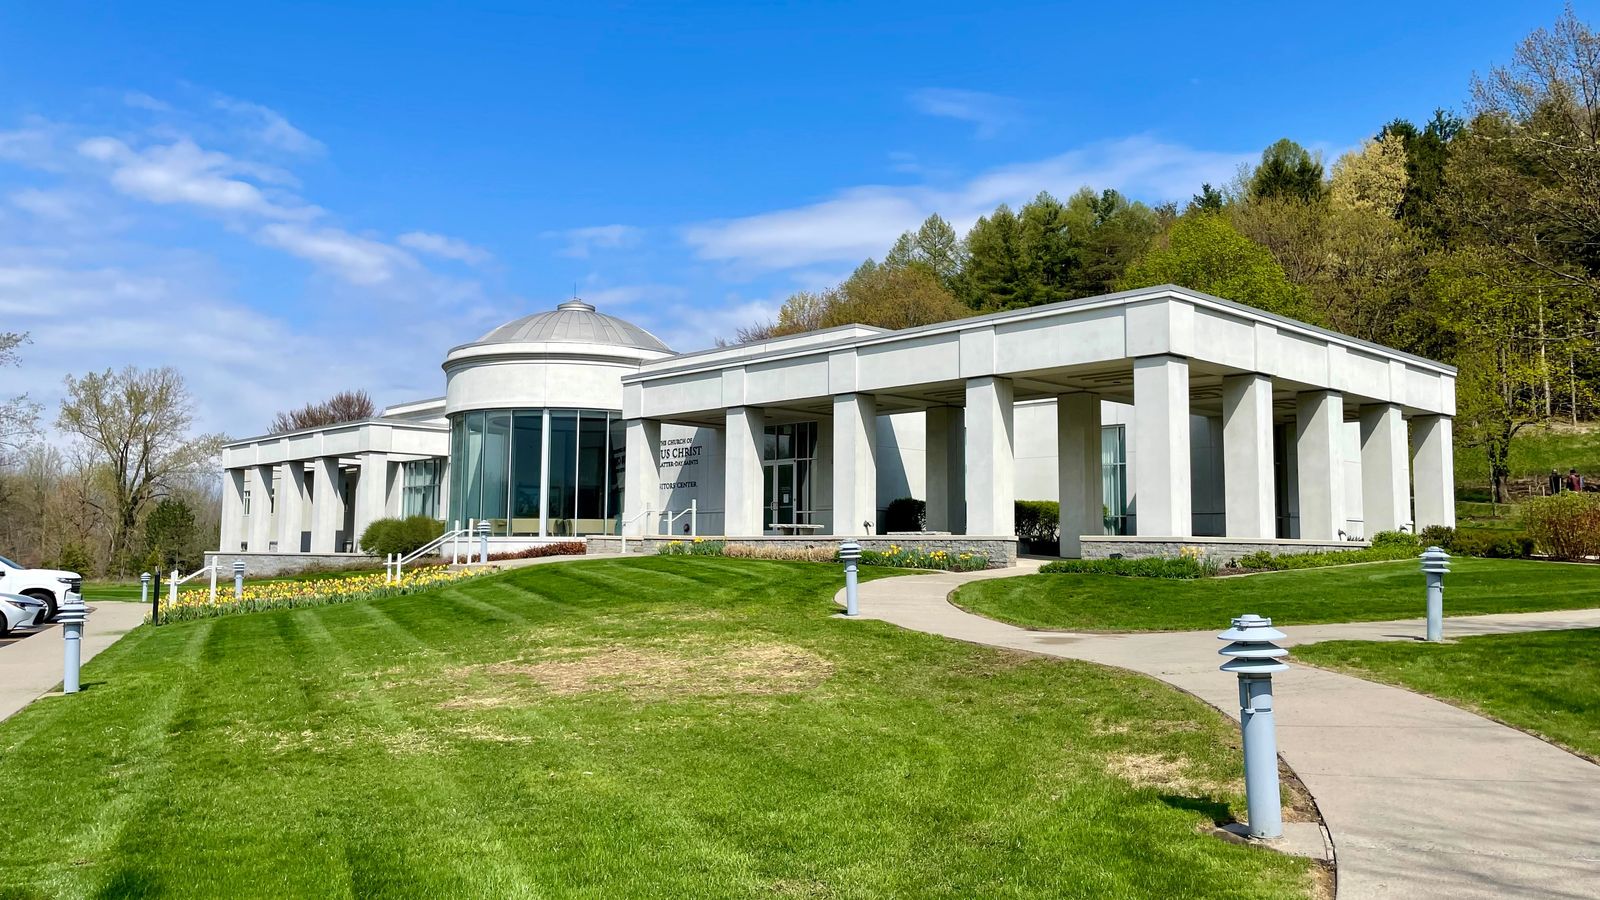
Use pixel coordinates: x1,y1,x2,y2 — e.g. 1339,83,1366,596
660,436,704,491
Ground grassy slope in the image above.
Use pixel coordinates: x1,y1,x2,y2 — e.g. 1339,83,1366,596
0,557,1311,899
1455,423,1600,486
954,558,1600,633
1296,629,1600,760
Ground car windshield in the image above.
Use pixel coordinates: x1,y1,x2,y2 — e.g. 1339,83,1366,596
0,555,19,569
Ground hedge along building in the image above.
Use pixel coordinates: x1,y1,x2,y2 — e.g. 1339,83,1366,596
212,285,1456,572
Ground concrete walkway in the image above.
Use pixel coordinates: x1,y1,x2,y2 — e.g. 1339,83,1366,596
0,601,147,722
843,564,1600,900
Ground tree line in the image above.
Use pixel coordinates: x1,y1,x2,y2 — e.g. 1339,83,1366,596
742,8,1600,502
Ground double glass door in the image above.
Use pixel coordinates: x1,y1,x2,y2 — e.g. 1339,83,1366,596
764,461,796,530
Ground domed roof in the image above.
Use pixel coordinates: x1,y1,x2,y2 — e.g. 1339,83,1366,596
473,298,671,353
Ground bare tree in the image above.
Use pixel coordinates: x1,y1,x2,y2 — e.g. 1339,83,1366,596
270,389,377,434
57,366,224,572
0,331,41,461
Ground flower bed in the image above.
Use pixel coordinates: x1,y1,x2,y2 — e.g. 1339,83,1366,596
159,565,482,623
656,539,991,571
1041,556,1210,579
657,539,728,557
486,541,587,562
859,544,989,572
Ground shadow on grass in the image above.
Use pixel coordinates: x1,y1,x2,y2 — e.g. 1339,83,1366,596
1160,793,1236,826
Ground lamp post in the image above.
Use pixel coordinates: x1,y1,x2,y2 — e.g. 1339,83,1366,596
477,521,491,564
1421,546,1450,643
839,541,862,617
58,591,88,694
233,561,245,600
139,572,151,608
1218,613,1289,839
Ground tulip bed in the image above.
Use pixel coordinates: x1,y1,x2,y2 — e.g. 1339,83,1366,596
160,565,481,623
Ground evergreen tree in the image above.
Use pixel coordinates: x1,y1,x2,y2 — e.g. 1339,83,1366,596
957,205,1028,310
1189,183,1225,214
1249,138,1325,204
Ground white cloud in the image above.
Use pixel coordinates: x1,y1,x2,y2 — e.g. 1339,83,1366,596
10,188,83,221
257,223,417,286
214,96,323,155
682,135,1254,272
578,282,687,308
546,223,640,258
78,137,315,220
397,230,491,264
123,91,173,112
908,88,1024,139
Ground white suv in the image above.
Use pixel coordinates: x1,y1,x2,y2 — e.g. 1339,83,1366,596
0,555,82,622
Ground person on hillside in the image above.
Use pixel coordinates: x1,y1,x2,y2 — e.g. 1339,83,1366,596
1567,468,1585,493
1550,469,1564,495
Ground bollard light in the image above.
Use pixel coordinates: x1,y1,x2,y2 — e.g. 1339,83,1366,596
839,541,862,617
1420,546,1450,643
233,561,245,600
58,591,89,694
1218,613,1289,839
139,572,151,608
477,520,491,564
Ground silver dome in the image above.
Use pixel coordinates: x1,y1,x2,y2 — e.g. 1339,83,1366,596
473,299,672,353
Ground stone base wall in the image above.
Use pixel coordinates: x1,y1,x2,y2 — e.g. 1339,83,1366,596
587,535,1018,568
203,551,377,577
1078,535,1370,566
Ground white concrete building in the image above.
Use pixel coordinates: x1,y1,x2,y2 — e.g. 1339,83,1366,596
214,286,1456,570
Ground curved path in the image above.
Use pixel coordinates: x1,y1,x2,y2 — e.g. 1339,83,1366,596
840,564,1600,900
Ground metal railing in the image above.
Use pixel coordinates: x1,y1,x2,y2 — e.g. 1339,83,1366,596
388,519,477,582
619,501,698,554
171,564,219,607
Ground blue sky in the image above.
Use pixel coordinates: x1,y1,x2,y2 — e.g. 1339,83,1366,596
0,1,1585,436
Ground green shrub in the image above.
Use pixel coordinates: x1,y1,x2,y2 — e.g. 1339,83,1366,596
1014,500,1060,543
657,539,727,557
1370,530,1420,550
857,544,989,571
359,516,446,557
485,541,586,562
883,497,927,532
1418,525,1455,550
1040,556,1208,579
1520,492,1600,560
52,542,95,576
1234,541,1418,571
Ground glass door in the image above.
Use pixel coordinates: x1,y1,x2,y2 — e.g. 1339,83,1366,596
763,462,796,531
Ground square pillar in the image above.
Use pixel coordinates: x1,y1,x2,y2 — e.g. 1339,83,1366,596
1360,404,1411,534
276,462,307,553
1222,374,1275,539
1132,355,1191,536
964,376,1014,536
1296,390,1345,540
1057,393,1103,558
723,407,764,536
924,406,964,533
246,465,275,552
310,457,344,553
1411,414,1455,530
623,418,661,536
832,393,878,535
219,468,246,552
385,461,405,518
354,453,390,547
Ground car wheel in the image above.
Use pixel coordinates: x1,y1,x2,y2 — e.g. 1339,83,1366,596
23,590,57,623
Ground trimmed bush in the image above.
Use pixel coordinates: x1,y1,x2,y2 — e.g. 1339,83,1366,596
358,516,446,557
1040,556,1208,579
1521,492,1600,560
723,543,838,562
1417,525,1456,549
883,497,927,533
1234,542,1418,571
657,539,727,557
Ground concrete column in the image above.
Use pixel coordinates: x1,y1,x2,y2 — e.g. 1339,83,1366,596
1132,355,1191,536
924,406,964,533
384,461,405,518
220,468,246,552
723,406,764,536
1057,393,1102,558
1360,404,1411,535
276,462,307,553
623,418,661,535
964,376,1014,536
1296,390,1345,540
832,393,878,535
1411,414,1456,530
1222,374,1275,539
246,465,275,552
310,457,344,553
354,452,390,547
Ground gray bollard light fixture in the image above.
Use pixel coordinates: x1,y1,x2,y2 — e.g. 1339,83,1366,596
1218,613,1289,839
839,541,862,617
233,561,245,600
1420,546,1450,643
477,520,491,564
139,572,151,608
58,591,89,694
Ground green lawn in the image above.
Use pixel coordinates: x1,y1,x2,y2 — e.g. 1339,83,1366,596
954,558,1600,633
1296,629,1600,760
84,566,385,601
0,557,1314,899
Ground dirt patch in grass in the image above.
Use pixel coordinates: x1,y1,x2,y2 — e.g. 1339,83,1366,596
447,640,833,703
1106,752,1224,796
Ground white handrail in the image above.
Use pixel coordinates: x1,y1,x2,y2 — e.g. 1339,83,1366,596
172,564,218,605
662,499,698,538
390,524,474,582
618,507,654,555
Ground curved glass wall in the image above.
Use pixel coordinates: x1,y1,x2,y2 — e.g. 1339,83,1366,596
449,408,625,536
